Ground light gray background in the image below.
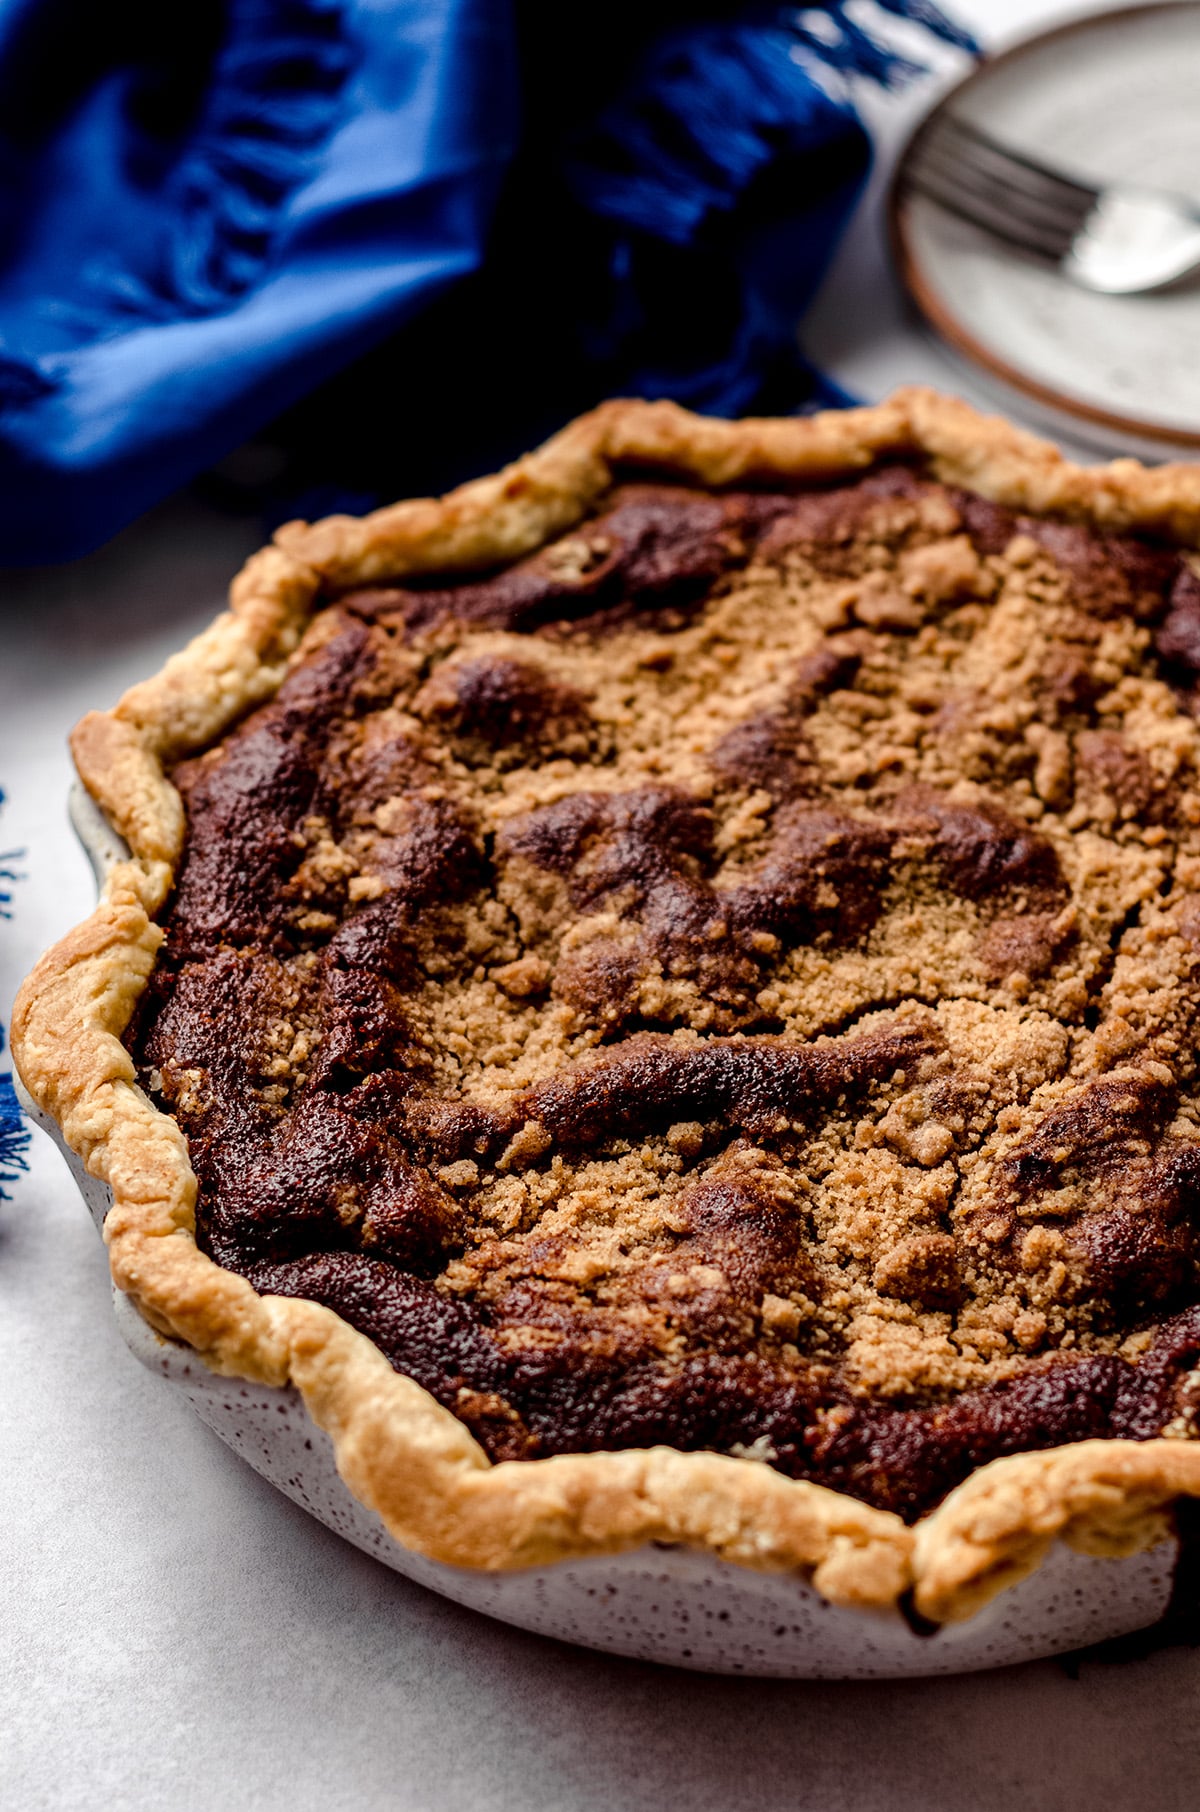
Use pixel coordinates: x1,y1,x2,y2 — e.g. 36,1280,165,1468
5,4,1200,1806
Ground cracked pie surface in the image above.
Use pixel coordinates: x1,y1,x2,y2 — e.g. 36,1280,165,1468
19,392,1200,1621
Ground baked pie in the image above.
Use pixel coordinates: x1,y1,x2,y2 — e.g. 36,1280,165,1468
18,389,1200,1624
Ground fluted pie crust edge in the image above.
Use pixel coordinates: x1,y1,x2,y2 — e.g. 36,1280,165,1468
16,387,1200,1626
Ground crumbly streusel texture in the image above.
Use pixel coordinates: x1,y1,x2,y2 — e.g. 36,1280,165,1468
130,462,1200,1521
19,392,1200,1621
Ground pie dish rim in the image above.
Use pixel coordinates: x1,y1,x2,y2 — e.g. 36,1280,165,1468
16,384,1200,1626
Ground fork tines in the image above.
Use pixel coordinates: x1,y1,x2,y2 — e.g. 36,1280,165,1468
902,113,1097,260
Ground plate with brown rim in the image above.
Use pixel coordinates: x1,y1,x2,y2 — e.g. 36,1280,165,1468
890,1,1200,459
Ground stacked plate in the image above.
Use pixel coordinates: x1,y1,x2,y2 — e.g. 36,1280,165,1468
891,2,1200,458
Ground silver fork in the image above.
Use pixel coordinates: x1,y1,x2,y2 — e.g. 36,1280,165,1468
901,111,1200,295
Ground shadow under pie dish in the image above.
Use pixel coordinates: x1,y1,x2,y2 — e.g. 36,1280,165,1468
18,388,1200,1674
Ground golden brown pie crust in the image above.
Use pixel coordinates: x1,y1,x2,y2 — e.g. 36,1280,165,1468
16,387,1200,1625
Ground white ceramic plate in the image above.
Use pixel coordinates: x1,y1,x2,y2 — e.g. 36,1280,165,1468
15,782,1190,1677
891,2,1200,458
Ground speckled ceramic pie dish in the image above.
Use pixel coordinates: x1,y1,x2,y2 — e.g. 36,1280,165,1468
17,391,1200,1676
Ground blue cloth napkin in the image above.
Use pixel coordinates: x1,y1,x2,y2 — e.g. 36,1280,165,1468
0,800,29,1198
0,0,974,563
0,1046,26,1198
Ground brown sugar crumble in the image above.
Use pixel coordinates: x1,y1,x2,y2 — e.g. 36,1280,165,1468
129,468,1200,1521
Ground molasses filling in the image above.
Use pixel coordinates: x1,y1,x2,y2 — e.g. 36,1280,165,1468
130,469,1200,1522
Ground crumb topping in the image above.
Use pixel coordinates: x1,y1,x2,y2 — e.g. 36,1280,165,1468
130,469,1200,1518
